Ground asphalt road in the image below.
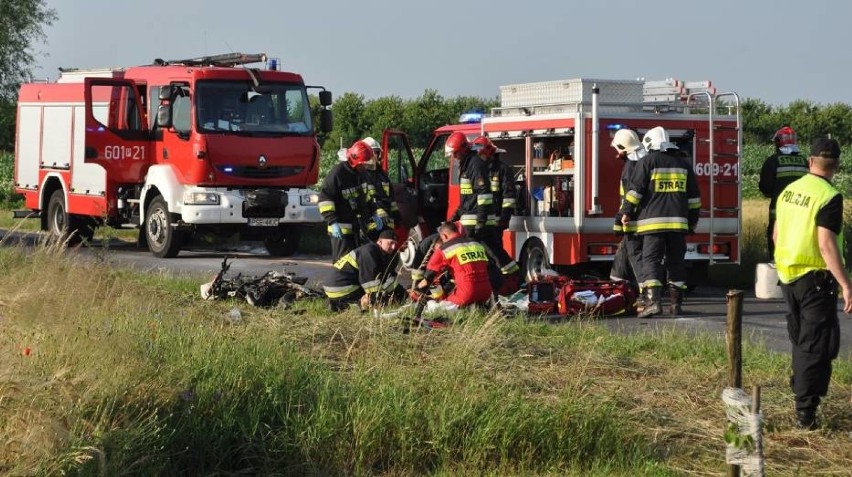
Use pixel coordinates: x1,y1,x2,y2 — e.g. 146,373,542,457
2,230,850,357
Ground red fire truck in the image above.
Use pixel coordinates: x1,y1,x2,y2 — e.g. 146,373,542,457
383,78,741,285
14,52,332,257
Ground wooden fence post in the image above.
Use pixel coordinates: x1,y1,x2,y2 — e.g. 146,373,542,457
726,289,744,477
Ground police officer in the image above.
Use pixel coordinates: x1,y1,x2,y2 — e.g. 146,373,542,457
318,140,374,263
759,126,808,256
610,129,647,290
323,229,404,312
774,137,851,430
360,137,402,240
619,126,701,317
473,136,521,293
445,132,492,239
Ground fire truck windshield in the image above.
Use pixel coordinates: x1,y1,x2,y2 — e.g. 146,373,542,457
195,81,313,135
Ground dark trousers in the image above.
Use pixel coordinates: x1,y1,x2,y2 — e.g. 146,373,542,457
611,233,643,286
480,227,516,274
766,216,776,258
330,235,358,264
781,270,841,411
639,232,687,288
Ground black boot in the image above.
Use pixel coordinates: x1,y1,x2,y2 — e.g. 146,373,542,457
796,408,819,430
668,285,684,315
637,287,662,318
634,287,647,315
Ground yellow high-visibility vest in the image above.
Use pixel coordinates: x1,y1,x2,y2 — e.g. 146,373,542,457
774,174,844,283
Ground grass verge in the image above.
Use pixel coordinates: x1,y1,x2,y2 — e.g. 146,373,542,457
1,239,850,475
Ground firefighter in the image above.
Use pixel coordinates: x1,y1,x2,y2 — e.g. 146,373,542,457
472,136,521,294
619,126,701,317
773,137,851,430
415,222,493,314
609,129,647,303
323,229,405,312
759,126,808,257
360,137,402,240
318,140,374,263
445,132,492,239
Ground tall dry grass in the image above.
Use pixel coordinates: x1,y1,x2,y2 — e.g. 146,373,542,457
1,228,850,475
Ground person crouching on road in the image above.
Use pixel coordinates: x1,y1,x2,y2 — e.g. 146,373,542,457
773,137,851,430
318,140,374,264
415,222,493,314
323,229,405,312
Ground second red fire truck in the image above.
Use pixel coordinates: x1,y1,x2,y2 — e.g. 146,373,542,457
383,78,742,285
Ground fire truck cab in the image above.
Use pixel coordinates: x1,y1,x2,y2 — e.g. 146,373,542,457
382,78,742,285
14,53,332,257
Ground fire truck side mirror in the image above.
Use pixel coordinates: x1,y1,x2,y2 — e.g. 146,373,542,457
319,90,332,107
319,109,333,133
156,104,172,129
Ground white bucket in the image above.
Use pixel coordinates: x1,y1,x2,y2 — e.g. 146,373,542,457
755,263,783,299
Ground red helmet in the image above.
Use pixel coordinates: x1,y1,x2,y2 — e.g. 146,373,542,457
346,140,375,167
773,126,797,148
472,135,498,159
444,131,471,157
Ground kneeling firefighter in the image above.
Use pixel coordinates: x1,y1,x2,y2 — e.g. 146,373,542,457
415,222,493,314
323,229,406,311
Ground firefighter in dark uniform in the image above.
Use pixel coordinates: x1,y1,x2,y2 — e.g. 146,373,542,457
619,126,701,318
318,140,374,263
360,137,402,240
472,135,520,294
323,229,405,312
759,126,809,256
610,129,647,286
445,132,492,239
774,137,851,430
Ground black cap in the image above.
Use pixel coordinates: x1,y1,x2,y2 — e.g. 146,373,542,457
810,137,841,159
377,229,397,241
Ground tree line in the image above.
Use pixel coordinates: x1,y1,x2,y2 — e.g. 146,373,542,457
3,1,852,153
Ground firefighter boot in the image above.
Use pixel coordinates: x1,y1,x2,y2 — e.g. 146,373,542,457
634,287,648,315
637,287,662,318
668,285,684,316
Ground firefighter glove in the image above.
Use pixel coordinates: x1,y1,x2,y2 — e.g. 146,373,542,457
330,223,343,239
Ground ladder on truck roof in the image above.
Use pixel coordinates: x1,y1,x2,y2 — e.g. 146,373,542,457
153,52,268,67
687,90,742,266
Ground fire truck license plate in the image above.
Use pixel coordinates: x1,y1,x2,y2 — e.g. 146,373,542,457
248,218,279,227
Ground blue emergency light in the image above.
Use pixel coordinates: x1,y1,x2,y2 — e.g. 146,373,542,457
607,123,626,131
459,110,484,124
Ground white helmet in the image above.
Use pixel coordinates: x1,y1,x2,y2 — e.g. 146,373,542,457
611,129,642,154
642,126,678,152
361,136,381,169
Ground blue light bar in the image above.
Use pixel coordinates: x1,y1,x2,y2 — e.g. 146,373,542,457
223,167,234,173
459,110,484,124
607,123,626,131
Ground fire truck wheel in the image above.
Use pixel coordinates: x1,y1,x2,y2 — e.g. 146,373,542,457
46,190,91,244
520,238,550,282
264,226,301,257
145,196,182,258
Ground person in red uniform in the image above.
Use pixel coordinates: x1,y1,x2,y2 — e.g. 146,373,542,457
416,222,493,313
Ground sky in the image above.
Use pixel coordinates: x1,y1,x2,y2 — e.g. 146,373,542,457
32,0,851,107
